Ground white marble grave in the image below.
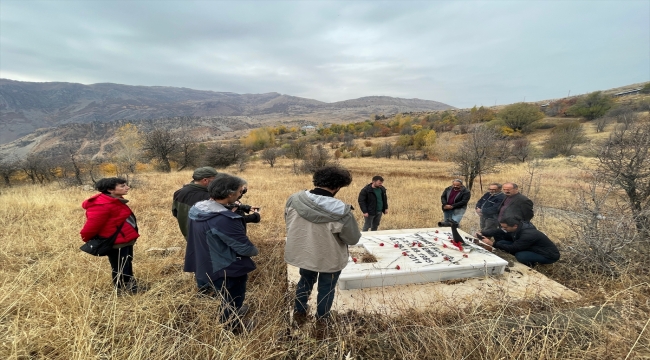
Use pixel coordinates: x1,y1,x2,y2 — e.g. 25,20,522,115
338,227,508,289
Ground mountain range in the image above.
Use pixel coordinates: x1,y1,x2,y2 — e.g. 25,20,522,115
0,79,454,145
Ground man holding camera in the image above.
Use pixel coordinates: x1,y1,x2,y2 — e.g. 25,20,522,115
440,179,471,225
228,185,261,231
358,175,388,231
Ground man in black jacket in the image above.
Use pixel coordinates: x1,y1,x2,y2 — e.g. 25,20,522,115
441,179,471,224
172,167,218,240
477,216,560,267
358,175,388,231
497,182,534,223
475,183,506,231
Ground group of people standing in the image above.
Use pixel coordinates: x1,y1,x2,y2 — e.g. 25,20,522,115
437,179,560,268
79,167,559,335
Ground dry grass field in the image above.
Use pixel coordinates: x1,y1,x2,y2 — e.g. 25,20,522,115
1,158,648,359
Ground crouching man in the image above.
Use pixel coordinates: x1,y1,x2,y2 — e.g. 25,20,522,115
477,216,560,267
184,173,258,332
284,166,361,330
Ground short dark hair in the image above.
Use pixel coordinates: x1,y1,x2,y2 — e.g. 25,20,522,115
95,177,127,194
372,175,384,182
500,216,523,227
208,173,247,200
489,182,502,189
313,166,353,189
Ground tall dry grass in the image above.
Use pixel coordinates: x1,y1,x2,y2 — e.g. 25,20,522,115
1,158,648,359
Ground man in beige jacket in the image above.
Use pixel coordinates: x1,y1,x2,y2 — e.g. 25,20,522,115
285,166,361,327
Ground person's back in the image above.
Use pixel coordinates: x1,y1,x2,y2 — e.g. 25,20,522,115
285,190,360,272
285,166,361,329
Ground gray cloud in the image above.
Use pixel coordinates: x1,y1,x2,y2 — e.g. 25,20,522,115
1,0,648,108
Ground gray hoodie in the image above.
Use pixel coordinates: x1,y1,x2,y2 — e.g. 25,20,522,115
284,190,361,273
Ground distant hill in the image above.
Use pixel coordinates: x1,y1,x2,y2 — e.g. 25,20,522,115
0,79,454,144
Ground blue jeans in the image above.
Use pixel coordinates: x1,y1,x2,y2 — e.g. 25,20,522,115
197,274,248,324
295,268,341,319
443,207,466,224
497,241,558,267
362,212,383,231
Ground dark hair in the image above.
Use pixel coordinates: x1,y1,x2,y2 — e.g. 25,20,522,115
95,177,127,194
208,173,247,200
489,182,502,189
313,166,353,189
372,175,384,182
500,216,522,227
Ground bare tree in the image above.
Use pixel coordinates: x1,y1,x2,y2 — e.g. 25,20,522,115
142,128,179,172
57,144,85,185
373,143,393,159
392,144,407,159
203,142,246,168
452,125,502,191
595,116,609,133
20,154,50,184
596,119,650,240
261,147,282,168
113,123,142,178
301,144,334,173
542,121,587,157
237,153,250,172
562,172,635,276
286,139,308,160
0,155,19,187
511,138,532,162
173,132,200,171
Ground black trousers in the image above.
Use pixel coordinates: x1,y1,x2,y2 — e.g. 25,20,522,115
107,245,134,288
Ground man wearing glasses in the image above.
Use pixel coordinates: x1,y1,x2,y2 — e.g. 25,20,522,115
475,183,506,231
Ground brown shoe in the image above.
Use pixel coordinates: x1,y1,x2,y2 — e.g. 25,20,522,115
293,310,310,327
312,318,331,340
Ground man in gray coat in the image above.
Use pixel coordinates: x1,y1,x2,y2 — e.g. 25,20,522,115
285,166,361,327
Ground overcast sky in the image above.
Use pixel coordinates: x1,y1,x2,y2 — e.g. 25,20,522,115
1,1,648,108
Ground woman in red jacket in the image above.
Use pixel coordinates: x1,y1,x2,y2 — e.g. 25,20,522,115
81,177,140,294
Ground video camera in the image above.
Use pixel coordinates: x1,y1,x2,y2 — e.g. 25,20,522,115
225,203,253,213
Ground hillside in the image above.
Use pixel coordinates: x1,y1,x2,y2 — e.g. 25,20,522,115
0,79,454,144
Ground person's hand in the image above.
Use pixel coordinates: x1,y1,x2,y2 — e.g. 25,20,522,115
363,213,369,218
383,209,388,215
443,205,453,210
252,207,260,213
482,238,494,246
475,208,482,215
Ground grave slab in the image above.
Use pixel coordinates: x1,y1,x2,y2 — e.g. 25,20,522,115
287,227,579,315
339,227,507,289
